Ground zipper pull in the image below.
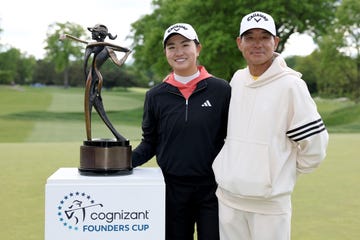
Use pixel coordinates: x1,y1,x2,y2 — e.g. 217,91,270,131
185,99,189,122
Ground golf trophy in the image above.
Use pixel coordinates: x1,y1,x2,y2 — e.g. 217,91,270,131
60,24,133,175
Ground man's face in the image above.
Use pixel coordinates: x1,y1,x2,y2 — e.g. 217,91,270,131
237,28,279,72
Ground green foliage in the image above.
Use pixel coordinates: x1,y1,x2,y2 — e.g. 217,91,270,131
286,55,318,93
288,1,359,101
130,0,337,82
44,22,87,87
0,70,14,84
0,48,36,84
336,0,360,56
32,59,63,85
315,0,360,101
45,22,86,70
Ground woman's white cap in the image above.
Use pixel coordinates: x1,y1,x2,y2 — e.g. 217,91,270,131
163,23,199,47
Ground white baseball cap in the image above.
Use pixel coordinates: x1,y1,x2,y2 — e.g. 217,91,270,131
163,23,200,47
239,11,276,36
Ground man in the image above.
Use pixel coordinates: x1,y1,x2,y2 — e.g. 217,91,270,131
132,23,231,240
212,11,329,240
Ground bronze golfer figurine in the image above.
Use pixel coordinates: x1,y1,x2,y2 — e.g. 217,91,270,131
61,24,133,175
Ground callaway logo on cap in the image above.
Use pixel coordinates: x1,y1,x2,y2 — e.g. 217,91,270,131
163,23,200,47
240,11,276,36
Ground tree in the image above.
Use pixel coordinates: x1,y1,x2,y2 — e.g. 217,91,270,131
286,55,319,94
0,21,2,51
129,0,337,82
0,48,21,84
44,22,87,87
0,19,3,51
336,0,360,101
0,20,37,85
32,59,61,85
315,0,360,101
0,47,36,84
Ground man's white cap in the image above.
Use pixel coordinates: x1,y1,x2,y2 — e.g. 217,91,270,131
163,23,200,47
239,11,276,36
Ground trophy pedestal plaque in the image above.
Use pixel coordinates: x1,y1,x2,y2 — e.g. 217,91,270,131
45,167,165,240
79,139,132,176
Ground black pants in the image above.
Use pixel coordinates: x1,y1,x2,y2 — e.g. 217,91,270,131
165,177,220,240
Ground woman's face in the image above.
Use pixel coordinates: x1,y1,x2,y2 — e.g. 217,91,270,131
164,34,201,76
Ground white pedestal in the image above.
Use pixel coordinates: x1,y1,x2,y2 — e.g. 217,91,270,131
45,167,165,240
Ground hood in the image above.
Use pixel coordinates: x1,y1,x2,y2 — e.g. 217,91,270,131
164,66,212,99
245,53,302,88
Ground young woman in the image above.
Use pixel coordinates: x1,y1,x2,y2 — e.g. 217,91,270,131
132,23,231,240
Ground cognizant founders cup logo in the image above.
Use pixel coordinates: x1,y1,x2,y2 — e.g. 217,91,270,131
57,191,150,233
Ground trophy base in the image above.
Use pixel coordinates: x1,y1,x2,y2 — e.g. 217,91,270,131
79,139,132,176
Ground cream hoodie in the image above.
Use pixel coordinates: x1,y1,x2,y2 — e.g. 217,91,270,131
212,53,329,214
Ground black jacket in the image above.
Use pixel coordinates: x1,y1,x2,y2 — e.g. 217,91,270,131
132,76,231,181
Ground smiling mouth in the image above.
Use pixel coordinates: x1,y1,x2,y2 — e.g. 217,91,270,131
175,58,186,62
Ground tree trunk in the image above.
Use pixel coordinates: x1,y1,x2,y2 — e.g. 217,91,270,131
63,66,69,88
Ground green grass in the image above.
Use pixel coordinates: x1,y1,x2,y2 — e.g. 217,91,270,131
0,85,360,240
0,85,145,142
0,136,358,240
292,133,360,240
315,97,360,133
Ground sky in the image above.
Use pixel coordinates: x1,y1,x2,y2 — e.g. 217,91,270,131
0,0,317,60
